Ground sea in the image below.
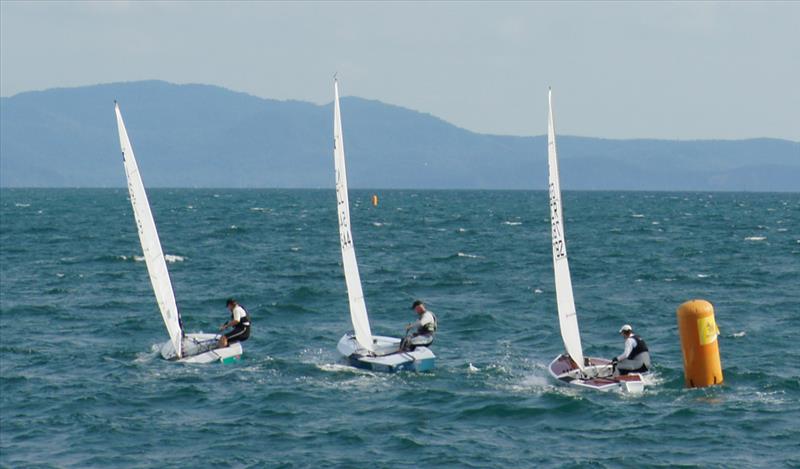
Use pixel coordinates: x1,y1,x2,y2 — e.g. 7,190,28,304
1,188,798,468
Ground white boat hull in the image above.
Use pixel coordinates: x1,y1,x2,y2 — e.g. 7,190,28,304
548,354,649,393
337,333,435,373
159,333,243,364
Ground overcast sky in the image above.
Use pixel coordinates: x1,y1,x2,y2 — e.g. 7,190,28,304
1,1,798,140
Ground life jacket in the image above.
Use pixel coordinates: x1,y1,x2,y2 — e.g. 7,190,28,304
232,305,251,328
417,311,437,335
628,334,648,359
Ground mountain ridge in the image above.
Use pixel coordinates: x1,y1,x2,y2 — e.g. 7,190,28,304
1,80,798,191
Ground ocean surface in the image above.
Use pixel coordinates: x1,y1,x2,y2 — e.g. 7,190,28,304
1,188,798,468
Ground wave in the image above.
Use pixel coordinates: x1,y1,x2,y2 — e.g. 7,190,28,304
744,236,766,241
120,254,185,263
457,252,481,259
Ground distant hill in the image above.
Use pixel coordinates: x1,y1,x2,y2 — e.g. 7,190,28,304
1,80,798,191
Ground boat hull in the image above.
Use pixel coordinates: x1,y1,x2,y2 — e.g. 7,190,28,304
159,333,243,364
337,333,435,373
548,354,648,393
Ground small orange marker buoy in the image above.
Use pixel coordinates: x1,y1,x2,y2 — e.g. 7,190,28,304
372,194,378,206
677,299,723,388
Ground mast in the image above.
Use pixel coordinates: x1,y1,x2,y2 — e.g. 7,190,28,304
333,80,374,351
547,89,584,369
115,102,184,358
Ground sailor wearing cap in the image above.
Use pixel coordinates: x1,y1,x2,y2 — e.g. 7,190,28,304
611,324,651,375
399,300,438,352
217,298,251,349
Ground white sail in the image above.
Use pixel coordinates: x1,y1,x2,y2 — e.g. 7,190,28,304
547,89,584,369
115,102,184,358
333,80,374,351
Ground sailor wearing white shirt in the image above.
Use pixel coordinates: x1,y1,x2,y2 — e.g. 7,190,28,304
399,300,437,352
217,298,251,348
612,324,651,375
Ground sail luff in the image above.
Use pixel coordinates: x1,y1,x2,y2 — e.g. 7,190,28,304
114,103,184,358
547,89,584,369
333,81,374,351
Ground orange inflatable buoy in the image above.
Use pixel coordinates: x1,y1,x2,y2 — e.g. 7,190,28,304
677,299,723,388
372,194,378,206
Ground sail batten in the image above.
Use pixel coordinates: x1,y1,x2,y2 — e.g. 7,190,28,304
115,103,184,359
333,80,374,351
547,89,584,369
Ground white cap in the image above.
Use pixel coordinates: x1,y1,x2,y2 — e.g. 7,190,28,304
619,324,633,333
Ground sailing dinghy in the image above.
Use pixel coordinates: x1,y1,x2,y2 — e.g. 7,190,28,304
544,90,648,393
114,102,242,364
331,80,435,372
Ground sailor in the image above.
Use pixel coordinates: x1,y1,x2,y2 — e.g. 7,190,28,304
612,324,651,375
399,300,437,352
217,298,251,348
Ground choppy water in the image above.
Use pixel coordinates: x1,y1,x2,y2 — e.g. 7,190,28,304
1,189,799,468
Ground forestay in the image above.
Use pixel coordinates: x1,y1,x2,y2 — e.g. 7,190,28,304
333,80,374,351
547,89,584,369
115,103,184,358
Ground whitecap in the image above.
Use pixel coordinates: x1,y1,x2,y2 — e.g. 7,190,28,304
250,207,267,212
134,255,145,262
534,288,543,294
317,363,373,374
457,227,467,233
457,252,480,259
651,221,660,225
503,221,522,226
186,205,194,209
290,246,301,252
777,228,787,232
117,255,128,261
230,225,238,230
697,274,710,278
56,273,65,278
15,203,30,207
632,213,645,218
164,254,185,263
732,331,746,338
372,222,383,227
745,236,766,241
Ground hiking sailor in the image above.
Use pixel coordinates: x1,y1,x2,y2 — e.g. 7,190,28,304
611,324,651,375
399,300,437,352
217,298,251,348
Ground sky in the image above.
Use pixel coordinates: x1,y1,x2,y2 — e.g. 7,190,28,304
1,1,798,140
